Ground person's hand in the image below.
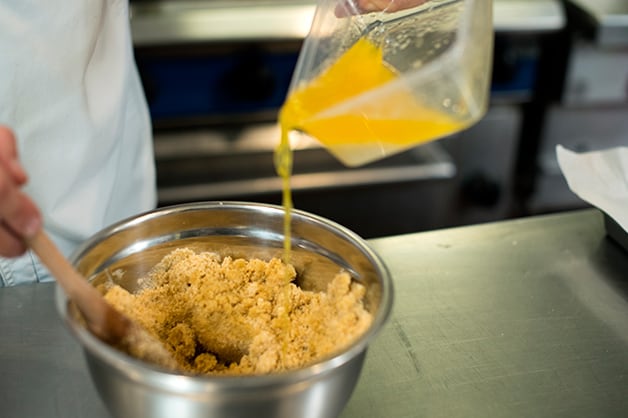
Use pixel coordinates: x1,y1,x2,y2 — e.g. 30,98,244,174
0,126,42,257
335,0,430,17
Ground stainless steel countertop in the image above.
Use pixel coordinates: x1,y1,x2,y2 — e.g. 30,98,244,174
130,0,566,46
2,208,628,417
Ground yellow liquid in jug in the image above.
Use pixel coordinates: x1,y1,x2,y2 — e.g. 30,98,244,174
280,38,468,161
275,37,467,258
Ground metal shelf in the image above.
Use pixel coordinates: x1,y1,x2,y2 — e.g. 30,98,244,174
130,0,566,47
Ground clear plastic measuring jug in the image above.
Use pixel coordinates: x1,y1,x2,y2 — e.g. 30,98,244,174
278,0,494,167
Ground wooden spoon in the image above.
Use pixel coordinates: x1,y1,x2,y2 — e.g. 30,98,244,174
27,230,178,371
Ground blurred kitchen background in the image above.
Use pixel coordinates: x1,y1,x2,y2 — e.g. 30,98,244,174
129,0,628,238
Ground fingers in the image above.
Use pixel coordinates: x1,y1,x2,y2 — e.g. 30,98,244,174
0,126,28,184
0,126,42,257
0,223,29,257
335,0,430,17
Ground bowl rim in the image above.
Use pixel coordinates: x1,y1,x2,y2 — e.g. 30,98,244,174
56,201,394,391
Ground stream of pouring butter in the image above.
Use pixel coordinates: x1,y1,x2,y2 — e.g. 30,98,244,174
273,124,294,364
274,129,294,265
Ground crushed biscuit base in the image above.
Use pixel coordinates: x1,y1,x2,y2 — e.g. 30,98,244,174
101,248,373,375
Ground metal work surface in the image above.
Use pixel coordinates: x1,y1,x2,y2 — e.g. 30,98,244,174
348,208,628,417
1,208,628,417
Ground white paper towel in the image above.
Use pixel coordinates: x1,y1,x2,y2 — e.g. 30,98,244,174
557,145,628,233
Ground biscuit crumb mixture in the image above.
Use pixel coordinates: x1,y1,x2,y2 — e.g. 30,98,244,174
101,248,373,375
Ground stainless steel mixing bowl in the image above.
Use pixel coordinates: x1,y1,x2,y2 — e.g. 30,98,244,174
56,201,393,418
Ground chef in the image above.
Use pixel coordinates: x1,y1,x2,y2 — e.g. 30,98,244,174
0,1,156,286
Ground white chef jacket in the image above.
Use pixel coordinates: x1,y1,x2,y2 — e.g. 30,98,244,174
0,1,157,285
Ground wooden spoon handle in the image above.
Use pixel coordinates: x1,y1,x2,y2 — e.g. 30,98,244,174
26,230,128,340
27,231,177,370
